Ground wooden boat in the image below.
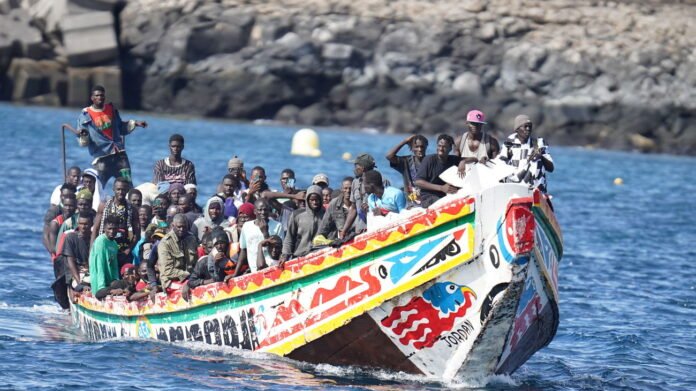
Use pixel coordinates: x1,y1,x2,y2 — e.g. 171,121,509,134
70,183,562,379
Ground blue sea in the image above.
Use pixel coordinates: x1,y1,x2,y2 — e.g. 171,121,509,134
1,103,694,390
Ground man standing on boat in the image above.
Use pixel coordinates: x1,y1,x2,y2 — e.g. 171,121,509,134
152,134,197,186
77,85,148,188
454,110,500,177
385,135,428,206
498,115,555,192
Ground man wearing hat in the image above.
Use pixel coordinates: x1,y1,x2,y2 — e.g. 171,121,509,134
499,115,554,192
312,173,330,189
339,153,376,238
454,109,500,177
227,156,249,191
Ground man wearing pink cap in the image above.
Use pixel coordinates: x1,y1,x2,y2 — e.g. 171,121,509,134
455,110,500,176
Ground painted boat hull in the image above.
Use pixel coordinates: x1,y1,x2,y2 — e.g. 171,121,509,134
70,183,562,379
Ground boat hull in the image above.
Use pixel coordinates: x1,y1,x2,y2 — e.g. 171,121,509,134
70,184,562,379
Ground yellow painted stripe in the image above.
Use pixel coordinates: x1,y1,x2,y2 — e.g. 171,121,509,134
264,224,476,356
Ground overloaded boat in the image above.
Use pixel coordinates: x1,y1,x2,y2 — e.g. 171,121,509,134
69,179,562,379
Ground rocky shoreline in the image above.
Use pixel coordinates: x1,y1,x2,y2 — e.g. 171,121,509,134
1,0,695,154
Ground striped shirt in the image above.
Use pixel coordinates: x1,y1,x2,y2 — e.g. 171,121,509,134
152,157,197,185
498,134,553,191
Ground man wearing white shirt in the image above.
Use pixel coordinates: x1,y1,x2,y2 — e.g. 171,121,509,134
237,198,283,274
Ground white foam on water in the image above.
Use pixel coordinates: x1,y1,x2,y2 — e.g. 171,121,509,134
0,301,66,315
446,373,519,389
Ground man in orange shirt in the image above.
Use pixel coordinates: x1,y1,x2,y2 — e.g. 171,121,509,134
77,85,147,188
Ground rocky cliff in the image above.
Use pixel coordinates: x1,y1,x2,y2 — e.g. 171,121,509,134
2,0,695,154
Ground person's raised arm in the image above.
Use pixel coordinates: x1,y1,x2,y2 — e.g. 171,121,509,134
386,135,414,165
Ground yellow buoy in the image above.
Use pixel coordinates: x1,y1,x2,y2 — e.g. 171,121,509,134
290,128,321,157
342,152,352,161
613,177,624,185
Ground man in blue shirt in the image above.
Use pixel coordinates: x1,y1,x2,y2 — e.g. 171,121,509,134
363,170,407,216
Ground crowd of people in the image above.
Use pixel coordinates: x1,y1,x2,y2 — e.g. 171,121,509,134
44,85,554,308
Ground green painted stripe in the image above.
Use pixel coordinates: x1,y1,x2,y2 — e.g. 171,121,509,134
533,207,563,259
79,212,476,325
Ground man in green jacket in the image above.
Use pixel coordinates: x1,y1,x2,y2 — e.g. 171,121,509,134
157,214,199,291
89,215,120,295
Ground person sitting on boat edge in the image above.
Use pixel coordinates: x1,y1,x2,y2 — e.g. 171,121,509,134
153,133,197,186
254,235,283,274
50,166,81,206
94,263,140,301
92,177,140,266
339,153,376,239
280,185,325,267
76,85,147,187
415,134,462,208
158,214,199,294
235,198,283,276
316,176,355,241
385,134,428,207
498,115,555,193
365,170,407,216
89,215,121,295
454,109,501,178
182,229,235,301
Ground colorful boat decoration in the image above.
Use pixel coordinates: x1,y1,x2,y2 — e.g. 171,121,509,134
70,183,562,379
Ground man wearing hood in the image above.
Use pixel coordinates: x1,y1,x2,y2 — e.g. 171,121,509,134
193,195,231,241
280,185,325,264
182,229,234,301
157,214,199,292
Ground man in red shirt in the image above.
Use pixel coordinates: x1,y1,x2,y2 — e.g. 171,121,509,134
77,85,147,188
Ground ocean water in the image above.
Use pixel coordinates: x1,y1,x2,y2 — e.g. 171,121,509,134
0,103,694,390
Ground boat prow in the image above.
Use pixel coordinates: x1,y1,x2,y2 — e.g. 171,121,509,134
71,183,562,379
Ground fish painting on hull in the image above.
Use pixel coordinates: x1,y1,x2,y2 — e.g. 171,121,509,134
381,282,477,350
